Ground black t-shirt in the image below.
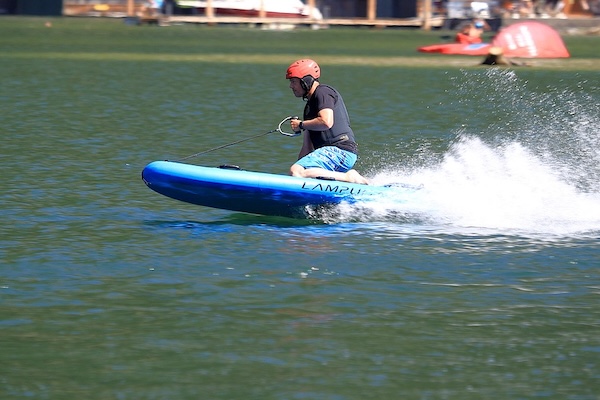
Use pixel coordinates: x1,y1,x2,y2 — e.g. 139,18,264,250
303,84,357,154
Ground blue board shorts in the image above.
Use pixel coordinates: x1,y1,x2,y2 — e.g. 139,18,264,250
295,146,357,172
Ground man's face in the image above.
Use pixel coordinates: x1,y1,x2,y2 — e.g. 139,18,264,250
289,78,305,98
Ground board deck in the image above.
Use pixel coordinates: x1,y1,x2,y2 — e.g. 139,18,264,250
142,161,411,219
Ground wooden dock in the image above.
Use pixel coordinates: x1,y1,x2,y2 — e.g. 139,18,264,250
62,3,443,29
161,15,445,29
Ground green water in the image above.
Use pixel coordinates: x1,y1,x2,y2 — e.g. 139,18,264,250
2,17,600,400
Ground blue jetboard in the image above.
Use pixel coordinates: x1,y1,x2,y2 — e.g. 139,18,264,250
142,161,409,219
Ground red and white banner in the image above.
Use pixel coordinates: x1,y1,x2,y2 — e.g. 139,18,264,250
418,22,570,58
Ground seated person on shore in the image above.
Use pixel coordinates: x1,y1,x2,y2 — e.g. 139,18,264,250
518,0,536,17
472,18,490,32
455,23,484,44
139,0,163,17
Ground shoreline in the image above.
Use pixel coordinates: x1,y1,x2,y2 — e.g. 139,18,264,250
2,51,597,71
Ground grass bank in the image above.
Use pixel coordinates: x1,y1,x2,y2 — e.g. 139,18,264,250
1,16,599,70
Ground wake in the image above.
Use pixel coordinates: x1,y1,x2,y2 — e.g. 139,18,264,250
329,69,600,235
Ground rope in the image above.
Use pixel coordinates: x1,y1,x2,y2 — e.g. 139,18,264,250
174,116,299,162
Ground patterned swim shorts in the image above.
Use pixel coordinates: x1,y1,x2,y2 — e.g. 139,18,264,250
295,146,357,172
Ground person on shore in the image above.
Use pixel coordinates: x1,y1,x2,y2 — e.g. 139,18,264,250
472,18,491,33
140,0,163,18
455,22,484,44
285,59,369,185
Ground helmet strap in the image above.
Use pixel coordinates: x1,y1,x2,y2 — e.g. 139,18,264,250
300,76,316,99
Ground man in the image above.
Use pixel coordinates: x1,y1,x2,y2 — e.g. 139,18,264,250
286,59,368,184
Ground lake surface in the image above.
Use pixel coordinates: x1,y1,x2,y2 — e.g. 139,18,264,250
2,20,599,400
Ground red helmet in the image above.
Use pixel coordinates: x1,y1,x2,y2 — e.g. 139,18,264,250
286,59,320,80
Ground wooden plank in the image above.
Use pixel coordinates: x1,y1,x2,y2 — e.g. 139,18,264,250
166,16,445,28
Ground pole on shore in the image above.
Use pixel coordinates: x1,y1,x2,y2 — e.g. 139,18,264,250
206,0,214,18
127,0,134,16
307,0,316,20
422,0,432,31
367,0,376,22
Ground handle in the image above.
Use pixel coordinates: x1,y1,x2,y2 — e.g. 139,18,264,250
277,116,302,137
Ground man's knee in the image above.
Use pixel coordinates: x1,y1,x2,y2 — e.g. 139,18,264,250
290,164,305,177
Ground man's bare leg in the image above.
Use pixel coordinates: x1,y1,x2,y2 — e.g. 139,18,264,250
290,164,369,184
